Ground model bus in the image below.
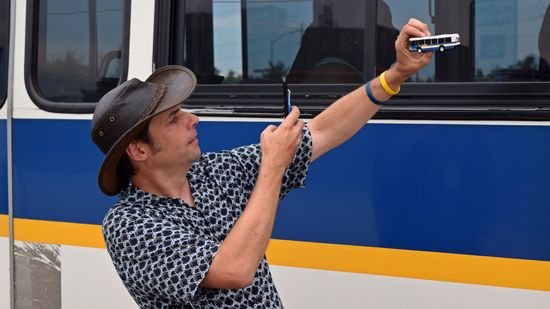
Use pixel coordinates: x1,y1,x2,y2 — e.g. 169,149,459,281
2,0,550,308
409,33,461,53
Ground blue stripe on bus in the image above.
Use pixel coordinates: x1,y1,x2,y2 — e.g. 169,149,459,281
12,119,550,261
0,119,7,215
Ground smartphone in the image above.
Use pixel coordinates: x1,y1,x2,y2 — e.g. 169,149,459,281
282,76,291,117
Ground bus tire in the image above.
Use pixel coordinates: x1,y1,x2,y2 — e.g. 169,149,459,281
417,47,422,53
439,45,445,52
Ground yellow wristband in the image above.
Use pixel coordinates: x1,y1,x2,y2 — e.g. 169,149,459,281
380,71,400,95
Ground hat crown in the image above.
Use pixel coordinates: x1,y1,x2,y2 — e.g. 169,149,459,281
91,78,165,154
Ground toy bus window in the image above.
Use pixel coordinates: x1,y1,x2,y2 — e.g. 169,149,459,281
28,0,129,105
0,0,8,107
445,37,451,43
181,0,369,84
380,0,550,82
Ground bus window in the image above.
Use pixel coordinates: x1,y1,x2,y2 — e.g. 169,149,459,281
172,0,376,84
26,0,130,110
0,0,8,107
156,0,550,120
382,0,550,82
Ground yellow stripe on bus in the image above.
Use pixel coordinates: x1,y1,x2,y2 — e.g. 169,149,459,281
14,217,105,248
12,217,550,292
266,239,550,292
0,214,8,237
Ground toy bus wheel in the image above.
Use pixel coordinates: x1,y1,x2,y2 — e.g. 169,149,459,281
417,47,422,53
439,45,445,52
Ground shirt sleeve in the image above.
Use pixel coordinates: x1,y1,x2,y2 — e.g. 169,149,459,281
103,208,220,305
228,125,313,199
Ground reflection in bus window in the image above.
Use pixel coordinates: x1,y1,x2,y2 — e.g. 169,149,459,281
539,4,550,80
34,0,126,102
287,0,366,84
188,0,312,84
187,0,375,84
212,1,243,83
247,0,312,83
383,0,550,82
0,0,8,104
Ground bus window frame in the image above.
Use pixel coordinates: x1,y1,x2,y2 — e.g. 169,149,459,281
0,0,9,109
24,0,131,114
156,0,550,121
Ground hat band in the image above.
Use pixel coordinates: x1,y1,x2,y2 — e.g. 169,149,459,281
139,85,167,121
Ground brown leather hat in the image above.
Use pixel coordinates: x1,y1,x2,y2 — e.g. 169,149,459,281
91,66,197,196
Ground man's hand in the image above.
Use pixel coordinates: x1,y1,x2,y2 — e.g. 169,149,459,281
390,18,434,83
260,106,305,171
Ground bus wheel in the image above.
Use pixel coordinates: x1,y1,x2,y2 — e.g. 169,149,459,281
439,45,445,52
417,47,422,53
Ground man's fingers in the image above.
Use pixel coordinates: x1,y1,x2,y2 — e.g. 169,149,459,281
397,18,432,47
397,24,427,43
293,120,305,141
294,119,305,132
421,51,434,63
407,18,430,36
262,125,277,135
281,106,301,128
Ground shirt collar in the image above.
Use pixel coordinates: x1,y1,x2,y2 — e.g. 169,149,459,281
119,184,186,207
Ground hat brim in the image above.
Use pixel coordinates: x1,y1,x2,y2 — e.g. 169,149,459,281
97,66,197,195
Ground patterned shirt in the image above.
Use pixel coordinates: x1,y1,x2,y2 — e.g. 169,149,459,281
102,127,313,309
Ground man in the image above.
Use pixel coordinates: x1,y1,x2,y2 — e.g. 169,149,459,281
92,19,433,308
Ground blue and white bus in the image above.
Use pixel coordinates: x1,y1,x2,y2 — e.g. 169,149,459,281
2,0,550,308
409,33,461,53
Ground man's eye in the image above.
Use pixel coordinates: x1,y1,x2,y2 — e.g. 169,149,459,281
169,116,177,123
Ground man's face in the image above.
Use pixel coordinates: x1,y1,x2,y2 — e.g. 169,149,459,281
145,105,201,169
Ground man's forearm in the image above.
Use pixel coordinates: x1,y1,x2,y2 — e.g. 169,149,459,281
308,67,407,161
201,163,284,288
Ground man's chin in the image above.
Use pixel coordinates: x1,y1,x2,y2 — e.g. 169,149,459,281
193,148,202,161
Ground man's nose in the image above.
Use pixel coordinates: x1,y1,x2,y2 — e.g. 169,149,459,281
186,112,199,129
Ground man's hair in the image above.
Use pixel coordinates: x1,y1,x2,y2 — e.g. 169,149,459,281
116,120,154,186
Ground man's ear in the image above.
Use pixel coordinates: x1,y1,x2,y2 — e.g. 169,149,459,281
126,141,148,162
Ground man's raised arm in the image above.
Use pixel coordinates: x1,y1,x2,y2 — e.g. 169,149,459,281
308,18,434,162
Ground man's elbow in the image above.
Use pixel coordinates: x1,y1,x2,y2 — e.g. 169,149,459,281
231,271,255,288
201,268,255,289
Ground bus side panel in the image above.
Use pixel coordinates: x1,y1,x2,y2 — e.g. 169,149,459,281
13,119,116,224
10,118,550,307
0,118,10,309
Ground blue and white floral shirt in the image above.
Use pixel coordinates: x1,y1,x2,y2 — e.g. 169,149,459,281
103,127,312,308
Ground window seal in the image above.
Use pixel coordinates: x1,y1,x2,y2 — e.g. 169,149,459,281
24,0,131,114
180,83,550,120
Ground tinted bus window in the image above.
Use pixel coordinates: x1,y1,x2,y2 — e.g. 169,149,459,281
0,0,8,106
381,0,550,82
32,0,127,103
183,0,372,84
